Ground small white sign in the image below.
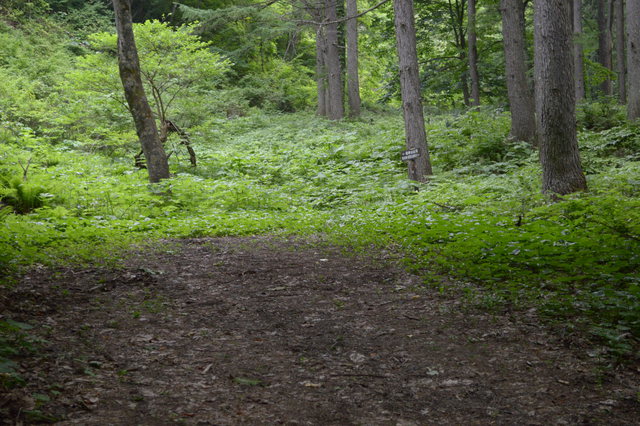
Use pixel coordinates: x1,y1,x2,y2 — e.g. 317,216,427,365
401,148,420,161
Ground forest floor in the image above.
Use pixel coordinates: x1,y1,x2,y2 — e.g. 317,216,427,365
1,236,640,425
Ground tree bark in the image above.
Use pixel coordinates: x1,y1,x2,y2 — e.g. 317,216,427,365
112,0,169,183
573,0,586,102
467,0,480,106
615,0,626,103
346,0,361,118
629,0,640,120
325,0,344,120
445,0,470,106
315,25,328,117
393,0,433,181
534,0,587,195
500,0,536,144
597,0,613,97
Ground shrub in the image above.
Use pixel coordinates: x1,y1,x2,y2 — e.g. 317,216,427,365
577,101,626,131
0,176,46,214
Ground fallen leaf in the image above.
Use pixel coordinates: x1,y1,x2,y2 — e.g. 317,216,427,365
233,377,263,386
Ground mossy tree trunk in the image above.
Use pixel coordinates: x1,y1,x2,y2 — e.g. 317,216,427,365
112,0,169,183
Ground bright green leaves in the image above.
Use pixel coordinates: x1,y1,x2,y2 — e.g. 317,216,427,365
66,20,232,134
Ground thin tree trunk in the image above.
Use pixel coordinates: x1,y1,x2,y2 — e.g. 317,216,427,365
598,0,613,97
615,0,626,103
573,0,586,101
500,0,536,144
534,0,587,195
393,0,433,181
628,0,640,120
325,0,344,120
460,68,470,106
346,0,361,118
467,0,480,106
316,25,328,117
112,0,169,183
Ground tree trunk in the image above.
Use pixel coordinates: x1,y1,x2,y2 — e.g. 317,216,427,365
534,0,587,195
112,0,169,183
325,0,344,120
316,25,328,117
393,0,433,181
467,0,480,106
615,0,626,103
500,0,536,144
629,0,640,120
573,0,586,102
346,0,361,118
597,0,613,97
445,0,470,106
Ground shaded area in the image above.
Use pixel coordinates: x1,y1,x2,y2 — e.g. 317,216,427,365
1,237,639,424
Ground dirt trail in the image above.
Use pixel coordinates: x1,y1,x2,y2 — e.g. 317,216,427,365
1,236,639,425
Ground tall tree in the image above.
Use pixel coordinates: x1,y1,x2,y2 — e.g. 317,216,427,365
315,24,329,116
346,0,361,117
325,0,344,119
628,0,640,120
394,0,433,181
112,0,170,183
467,0,480,106
615,0,626,103
534,0,587,195
500,0,536,144
597,0,613,97
573,0,586,101
445,0,471,106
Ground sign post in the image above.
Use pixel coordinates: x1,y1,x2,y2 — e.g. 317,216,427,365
401,148,421,162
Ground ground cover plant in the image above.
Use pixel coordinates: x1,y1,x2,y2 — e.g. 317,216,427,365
2,108,639,354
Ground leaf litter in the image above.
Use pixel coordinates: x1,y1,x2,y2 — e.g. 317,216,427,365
1,236,639,424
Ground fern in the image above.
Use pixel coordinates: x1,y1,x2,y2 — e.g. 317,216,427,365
0,176,45,214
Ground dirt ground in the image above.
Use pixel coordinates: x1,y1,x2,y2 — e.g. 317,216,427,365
1,236,639,425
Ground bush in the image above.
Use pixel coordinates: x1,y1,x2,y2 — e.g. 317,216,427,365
428,108,533,173
0,176,46,214
577,101,626,131
237,60,315,113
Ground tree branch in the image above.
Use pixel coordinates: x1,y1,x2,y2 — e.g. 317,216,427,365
295,0,391,26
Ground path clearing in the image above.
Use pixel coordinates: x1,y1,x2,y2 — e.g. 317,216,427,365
2,237,639,424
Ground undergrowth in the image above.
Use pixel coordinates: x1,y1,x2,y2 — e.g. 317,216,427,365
1,109,639,359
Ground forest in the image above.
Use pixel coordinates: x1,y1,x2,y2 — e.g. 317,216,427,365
0,0,639,423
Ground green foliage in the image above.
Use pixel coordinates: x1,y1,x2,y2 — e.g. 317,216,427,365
0,319,36,389
0,0,50,21
65,20,232,137
52,0,112,38
0,176,46,214
427,109,534,174
237,59,315,112
577,101,627,131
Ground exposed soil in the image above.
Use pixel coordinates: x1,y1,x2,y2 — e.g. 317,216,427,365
1,236,639,425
